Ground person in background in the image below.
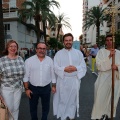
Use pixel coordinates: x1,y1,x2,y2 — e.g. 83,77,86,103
25,48,30,59
80,45,86,58
91,35,120,120
90,44,99,73
53,33,86,120
23,42,56,120
19,48,25,60
30,47,35,57
0,40,25,120
83,45,90,65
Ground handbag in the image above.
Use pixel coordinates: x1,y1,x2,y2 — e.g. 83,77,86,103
0,100,9,120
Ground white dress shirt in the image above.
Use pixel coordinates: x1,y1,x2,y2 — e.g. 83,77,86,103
23,55,56,87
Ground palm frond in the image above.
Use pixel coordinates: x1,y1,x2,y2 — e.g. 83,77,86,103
83,6,109,30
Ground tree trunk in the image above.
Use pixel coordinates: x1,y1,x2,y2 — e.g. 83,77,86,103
56,27,61,51
57,27,60,40
42,20,46,44
96,25,100,46
0,1,5,56
57,24,62,41
35,20,40,43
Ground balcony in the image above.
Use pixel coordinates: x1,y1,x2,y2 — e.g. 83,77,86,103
3,11,18,18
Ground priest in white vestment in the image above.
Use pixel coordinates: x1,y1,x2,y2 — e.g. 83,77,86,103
91,35,120,120
53,33,86,120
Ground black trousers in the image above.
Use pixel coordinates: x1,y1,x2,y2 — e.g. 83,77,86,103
29,83,51,120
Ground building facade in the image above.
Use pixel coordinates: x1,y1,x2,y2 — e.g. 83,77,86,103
82,0,88,44
82,0,120,46
82,0,101,46
100,0,120,36
2,0,38,49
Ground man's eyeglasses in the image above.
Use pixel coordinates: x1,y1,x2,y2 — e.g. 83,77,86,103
37,47,46,50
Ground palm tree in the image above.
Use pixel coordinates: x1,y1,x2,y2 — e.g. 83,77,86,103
84,6,108,45
42,13,56,43
19,0,60,43
56,13,71,40
0,0,5,55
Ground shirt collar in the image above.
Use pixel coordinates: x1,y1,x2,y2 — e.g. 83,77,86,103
63,47,73,52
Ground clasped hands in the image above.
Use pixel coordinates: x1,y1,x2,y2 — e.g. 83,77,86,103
64,65,77,73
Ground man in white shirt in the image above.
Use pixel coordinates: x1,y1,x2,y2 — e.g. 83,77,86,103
23,42,56,120
53,33,86,120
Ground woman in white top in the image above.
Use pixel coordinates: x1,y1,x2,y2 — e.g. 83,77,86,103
0,40,25,120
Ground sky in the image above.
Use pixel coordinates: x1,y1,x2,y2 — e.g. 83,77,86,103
55,0,83,40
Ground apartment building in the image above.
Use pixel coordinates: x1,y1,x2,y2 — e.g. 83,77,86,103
82,0,101,46
100,0,120,36
82,0,120,46
2,0,45,49
82,0,88,44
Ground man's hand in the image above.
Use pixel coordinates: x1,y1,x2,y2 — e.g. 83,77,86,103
25,89,33,99
52,86,56,94
52,83,56,93
111,64,118,71
64,65,77,73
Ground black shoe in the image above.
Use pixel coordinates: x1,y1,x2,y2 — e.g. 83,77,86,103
100,114,109,120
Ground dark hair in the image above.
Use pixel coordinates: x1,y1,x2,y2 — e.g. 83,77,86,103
63,33,74,41
105,34,112,40
2,40,19,56
35,42,46,48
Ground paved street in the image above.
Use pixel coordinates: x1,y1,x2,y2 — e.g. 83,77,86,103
18,68,120,120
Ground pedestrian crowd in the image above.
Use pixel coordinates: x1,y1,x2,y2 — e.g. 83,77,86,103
0,33,120,120
80,43,99,72
19,47,35,60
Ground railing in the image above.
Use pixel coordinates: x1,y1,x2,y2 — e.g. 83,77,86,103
3,11,18,18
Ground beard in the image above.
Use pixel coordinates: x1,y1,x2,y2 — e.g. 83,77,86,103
64,43,72,49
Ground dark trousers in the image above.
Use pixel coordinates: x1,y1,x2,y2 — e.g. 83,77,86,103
29,84,51,120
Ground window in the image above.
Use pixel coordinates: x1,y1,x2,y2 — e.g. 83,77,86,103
4,24,10,31
9,0,16,8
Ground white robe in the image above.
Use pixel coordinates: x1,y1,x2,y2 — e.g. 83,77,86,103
53,48,86,120
91,48,120,119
